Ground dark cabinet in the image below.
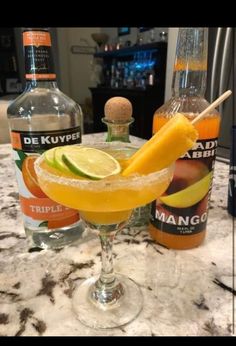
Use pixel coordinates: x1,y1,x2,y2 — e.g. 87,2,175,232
89,42,167,139
90,86,164,139
0,28,21,96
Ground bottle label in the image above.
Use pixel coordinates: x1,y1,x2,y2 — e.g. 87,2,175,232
150,138,217,235
23,30,56,80
10,127,81,152
10,127,81,229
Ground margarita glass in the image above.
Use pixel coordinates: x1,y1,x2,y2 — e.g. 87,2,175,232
35,142,174,329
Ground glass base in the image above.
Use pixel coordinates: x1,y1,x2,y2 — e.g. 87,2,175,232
72,274,143,329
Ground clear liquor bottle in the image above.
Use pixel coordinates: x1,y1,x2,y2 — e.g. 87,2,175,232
7,28,83,249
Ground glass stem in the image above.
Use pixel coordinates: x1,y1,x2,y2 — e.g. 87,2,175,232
91,229,124,305
99,230,116,285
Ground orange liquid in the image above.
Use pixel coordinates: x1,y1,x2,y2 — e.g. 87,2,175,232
174,59,207,72
38,153,172,225
149,113,221,249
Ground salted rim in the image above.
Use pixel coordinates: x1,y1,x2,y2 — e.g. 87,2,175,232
34,142,174,191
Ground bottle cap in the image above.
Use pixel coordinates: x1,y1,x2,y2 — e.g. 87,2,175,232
104,97,133,122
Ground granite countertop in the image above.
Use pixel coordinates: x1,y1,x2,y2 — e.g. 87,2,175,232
0,133,234,336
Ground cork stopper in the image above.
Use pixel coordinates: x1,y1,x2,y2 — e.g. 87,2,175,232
104,97,133,122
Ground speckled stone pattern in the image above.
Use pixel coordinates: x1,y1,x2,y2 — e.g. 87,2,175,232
0,135,234,336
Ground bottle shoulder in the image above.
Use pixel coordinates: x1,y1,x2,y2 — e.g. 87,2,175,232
153,96,220,118
7,87,82,118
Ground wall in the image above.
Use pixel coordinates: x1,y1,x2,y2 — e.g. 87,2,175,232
103,27,168,46
57,27,101,103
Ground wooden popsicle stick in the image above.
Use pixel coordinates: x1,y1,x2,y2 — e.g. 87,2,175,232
191,90,232,125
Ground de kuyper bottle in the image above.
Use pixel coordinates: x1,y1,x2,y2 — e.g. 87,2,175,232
7,28,83,249
149,28,221,249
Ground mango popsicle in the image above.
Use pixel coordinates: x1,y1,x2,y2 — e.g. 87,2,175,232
122,91,232,176
122,113,198,176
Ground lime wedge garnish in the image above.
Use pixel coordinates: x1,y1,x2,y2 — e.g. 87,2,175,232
54,146,71,173
44,146,71,173
44,148,56,168
62,146,121,180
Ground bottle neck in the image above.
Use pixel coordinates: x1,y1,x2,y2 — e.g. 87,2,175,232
23,29,56,85
171,28,208,98
25,80,58,90
102,118,134,143
172,69,207,97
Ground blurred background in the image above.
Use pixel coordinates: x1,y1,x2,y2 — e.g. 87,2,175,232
0,27,234,158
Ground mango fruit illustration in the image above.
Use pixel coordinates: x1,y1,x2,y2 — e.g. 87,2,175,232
172,160,209,191
160,171,212,208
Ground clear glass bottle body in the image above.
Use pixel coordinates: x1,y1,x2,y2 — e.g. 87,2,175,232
8,81,82,134
149,28,221,249
7,30,83,249
102,118,134,142
8,83,84,249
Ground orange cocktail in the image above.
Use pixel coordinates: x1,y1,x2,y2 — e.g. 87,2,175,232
34,142,174,329
35,143,173,225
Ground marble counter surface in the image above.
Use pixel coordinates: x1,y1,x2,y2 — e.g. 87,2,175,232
0,134,234,336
